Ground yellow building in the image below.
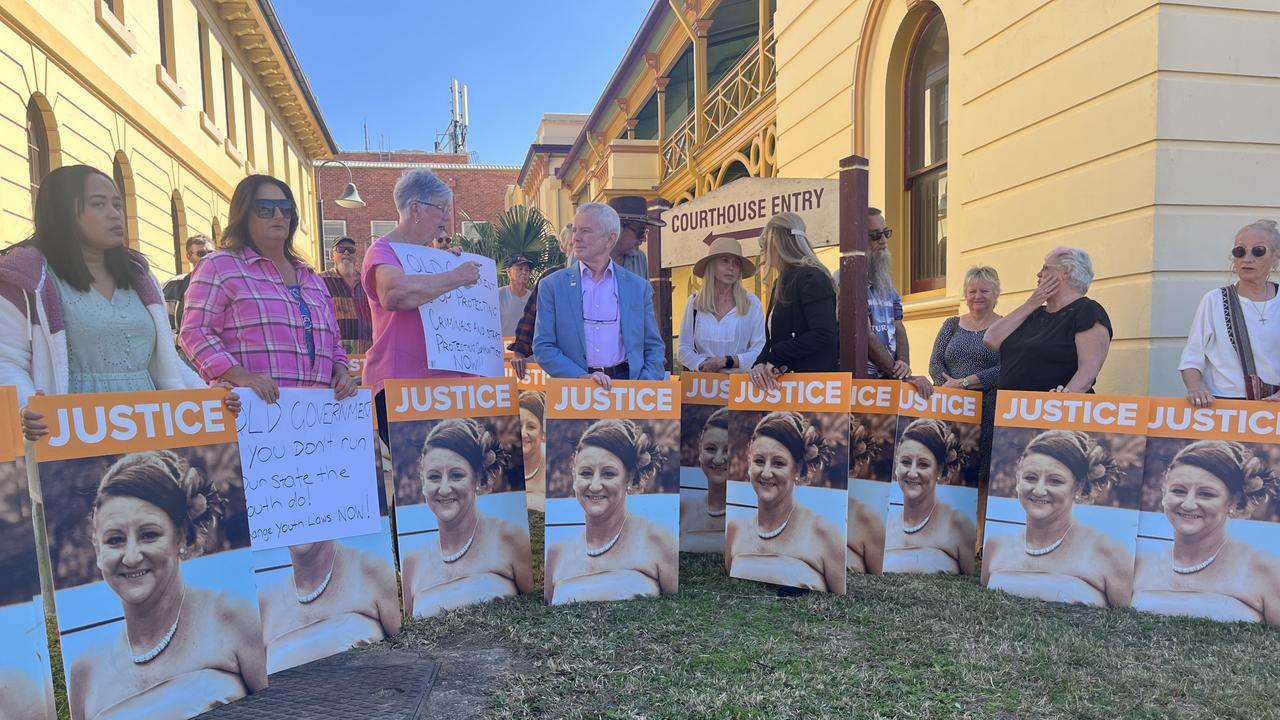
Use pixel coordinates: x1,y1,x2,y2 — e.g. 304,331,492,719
509,113,588,233
0,0,335,277
533,0,1279,397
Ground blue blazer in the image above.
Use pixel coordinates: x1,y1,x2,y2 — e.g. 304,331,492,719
532,262,666,380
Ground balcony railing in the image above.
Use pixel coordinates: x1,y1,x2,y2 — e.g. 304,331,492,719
661,28,776,181
661,112,696,179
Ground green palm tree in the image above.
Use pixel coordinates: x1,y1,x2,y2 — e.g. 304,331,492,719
455,206,564,285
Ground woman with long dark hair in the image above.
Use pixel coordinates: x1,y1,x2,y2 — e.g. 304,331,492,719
179,175,355,402
0,165,235,440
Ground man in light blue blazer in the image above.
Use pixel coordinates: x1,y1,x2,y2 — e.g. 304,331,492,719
533,202,666,388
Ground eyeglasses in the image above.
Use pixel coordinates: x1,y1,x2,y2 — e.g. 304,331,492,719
1232,245,1270,259
869,228,893,242
252,199,296,219
334,246,356,254
624,222,649,237
414,199,450,214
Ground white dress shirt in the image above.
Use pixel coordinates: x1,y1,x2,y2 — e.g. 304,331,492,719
677,292,766,371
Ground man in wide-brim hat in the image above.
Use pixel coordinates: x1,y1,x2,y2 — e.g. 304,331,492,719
607,195,664,280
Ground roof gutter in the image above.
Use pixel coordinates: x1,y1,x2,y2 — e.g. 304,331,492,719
257,0,339,156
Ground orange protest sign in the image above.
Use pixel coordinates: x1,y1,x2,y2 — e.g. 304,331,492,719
505,361,548,390
1147,397,1280,442
0,386,20,460
993,390,1149,436
850,379,899,416
680,372,730,406
897,383,982,424
545,379,681,420
728,373,851,413
384,377,518,421
28,389,238,461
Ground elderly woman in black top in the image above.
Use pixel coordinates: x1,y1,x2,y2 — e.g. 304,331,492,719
984,247,1112,393
749,212,837,391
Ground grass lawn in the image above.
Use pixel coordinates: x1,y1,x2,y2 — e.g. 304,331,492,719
388,512,1280,720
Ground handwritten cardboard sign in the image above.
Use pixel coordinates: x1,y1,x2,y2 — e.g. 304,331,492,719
235,388,380,550
390,242,503,377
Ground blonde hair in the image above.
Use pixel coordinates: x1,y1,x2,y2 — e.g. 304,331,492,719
759,212,829,291
693,270,752,316
963,265,1001,295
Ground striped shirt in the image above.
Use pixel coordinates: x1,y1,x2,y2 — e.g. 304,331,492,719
179,247,347,388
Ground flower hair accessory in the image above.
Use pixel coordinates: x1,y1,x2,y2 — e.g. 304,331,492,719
187,493,209,522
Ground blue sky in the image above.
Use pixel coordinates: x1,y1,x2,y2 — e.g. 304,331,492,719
273,0,652,166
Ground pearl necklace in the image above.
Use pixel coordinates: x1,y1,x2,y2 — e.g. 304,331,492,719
706,507,727,518
129,590,186,664
585,517,626,556
295,550,337,604
1025,524,1071,556
524,463,542,482
1172,539,1229,575
440,526,477,564
902,501,936,535
757,509,793,540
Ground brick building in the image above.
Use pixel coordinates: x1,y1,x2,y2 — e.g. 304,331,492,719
314,150,518,269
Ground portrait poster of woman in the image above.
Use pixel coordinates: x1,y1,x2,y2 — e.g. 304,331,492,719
725,374,851,594
543,379,681,605
846,379,901,577
387,378,533,618
883,385,983,576
31,389,267,720
678,372,731,554
0,386,57,720
982,391,1149,608
1134,399,1280,624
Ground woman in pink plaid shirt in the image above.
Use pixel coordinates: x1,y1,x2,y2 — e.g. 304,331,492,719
180,175,357,402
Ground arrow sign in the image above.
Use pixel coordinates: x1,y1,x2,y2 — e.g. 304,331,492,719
702,226,764,245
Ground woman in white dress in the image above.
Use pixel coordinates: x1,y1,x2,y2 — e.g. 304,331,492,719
676,237,765,375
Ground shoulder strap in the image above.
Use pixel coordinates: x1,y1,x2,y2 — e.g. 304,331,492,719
1222,285,1264,399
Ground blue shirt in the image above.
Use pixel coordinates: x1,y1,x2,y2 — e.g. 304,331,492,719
866,286,902,377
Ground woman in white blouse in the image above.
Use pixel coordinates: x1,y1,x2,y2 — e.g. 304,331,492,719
677,237,766,373
1180,220,1280,404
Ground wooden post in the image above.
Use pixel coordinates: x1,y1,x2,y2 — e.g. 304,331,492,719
839,154,870,377
655,77,670,141
648,197,674,372
692,18,713,145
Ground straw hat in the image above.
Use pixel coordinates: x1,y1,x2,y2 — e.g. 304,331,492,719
694,237,757,279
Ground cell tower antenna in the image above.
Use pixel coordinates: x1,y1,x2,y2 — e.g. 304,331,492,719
434,79,470,154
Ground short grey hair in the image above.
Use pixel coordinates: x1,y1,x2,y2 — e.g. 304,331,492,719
963,265,1001,295
576,202,620,239
1048,247,1094,293
1237,219,1280,251
393,168,452,213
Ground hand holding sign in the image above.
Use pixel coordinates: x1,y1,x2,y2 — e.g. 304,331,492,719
390,243,503,377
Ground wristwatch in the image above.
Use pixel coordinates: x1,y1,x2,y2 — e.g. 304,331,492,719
959,376,971,389
724,355,736,369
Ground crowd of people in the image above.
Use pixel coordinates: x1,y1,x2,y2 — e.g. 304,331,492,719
1,165,1277,609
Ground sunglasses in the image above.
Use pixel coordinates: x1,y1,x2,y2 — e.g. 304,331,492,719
625,222,649,236
1232,245,1270,259
334,246,356,254
252,199,295,219
193,249,211,258
869,228,893,241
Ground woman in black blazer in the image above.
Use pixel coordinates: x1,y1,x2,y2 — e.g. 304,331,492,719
750,212,838,390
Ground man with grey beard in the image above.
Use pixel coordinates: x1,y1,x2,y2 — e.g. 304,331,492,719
865,208,913,380
320,236,373,357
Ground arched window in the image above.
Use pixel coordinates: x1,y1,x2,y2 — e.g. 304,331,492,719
904,11,948,293
112,151,140,250
26,97,53,213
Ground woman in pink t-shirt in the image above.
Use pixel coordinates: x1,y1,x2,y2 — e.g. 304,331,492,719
361,168,484,441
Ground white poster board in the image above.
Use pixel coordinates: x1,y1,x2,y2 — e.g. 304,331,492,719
236,387,380,549
389,242,503,377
